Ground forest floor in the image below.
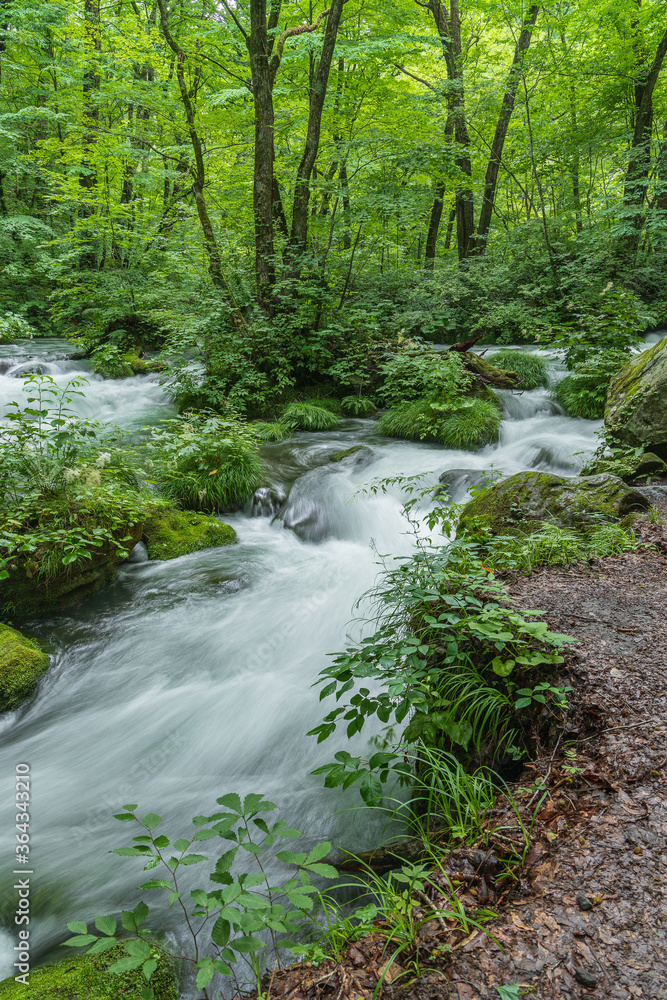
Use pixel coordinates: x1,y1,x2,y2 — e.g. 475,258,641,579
244,485,667,1000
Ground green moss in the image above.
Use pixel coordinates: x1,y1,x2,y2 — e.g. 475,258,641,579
0,947,178,1000
580,451,667,482
454,350,522,389
488,349,548,389
329,445,366,462
121,353,168,375
0,624,50,712
605,337,667,455
143,507,236,560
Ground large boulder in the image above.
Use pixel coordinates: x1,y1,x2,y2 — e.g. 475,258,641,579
604,337,667,457
458,471,650,537
0,947,178,999
142,508,236,560
0,624,49,712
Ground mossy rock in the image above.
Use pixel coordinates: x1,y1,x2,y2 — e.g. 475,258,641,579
142,507,236,560
0,624,49,712
1,522,143,618
122,353,168,375
458,471,650,537
329,445,368,462
0,947,178,999
580,451,667,483
605,337,667,457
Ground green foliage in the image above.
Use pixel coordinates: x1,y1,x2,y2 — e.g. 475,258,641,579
487,350,548,390
554,349,631,418
142,412,263,513
340,395,377,417
378,350,470,407
0,312,36,343
63,795,337,994
91,344,135,380
548,285,649,368
309,527,574,800
281,402,340,432
378,398,501,450
0,376,148,583
253,420,288,441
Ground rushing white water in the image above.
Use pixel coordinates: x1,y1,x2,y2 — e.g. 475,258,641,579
0,339,603,985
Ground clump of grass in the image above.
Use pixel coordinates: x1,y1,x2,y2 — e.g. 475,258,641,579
281,401,340,432
341,395,377,417
253,421,288,442
378,398,501,450
485,520,637,573
554,349,631,419
489,349,548,389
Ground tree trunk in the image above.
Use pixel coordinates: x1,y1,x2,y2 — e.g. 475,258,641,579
471,3,539,255
79,0,100,269
248,0,277,300
287,0,345,269
424,184,445,271
425,0,474,260
621,26,667,260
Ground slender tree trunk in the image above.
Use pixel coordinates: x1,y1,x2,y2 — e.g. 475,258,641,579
248,0,277,300
288,0,346,267
471,3,539,255
156,0,245,327
424,184,445,271
656,120,667,213
79,0,100,269
424,0,474,260
621,26,667,260
443,203,456,249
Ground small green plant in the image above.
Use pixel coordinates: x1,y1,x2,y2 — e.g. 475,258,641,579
554,349,631,418
252,420,288,442
0,311,36,342
488,349,548,389
341,395,377,417
378,349,470,407
142,412,263,512
281,402,340,432
547,284,647,367
63,794,338,998
513,681,571,711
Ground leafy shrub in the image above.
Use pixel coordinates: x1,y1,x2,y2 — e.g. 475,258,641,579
281,402,340,432
0,376,148,583
487,349,548,389
378,398,501,450
340,395,377,416
379,349,470,407
554,349,631,418
90,344,135,379
62,794,337,994
548,284,648,368
310,530,573,805
143,412,262,512
0,311,36,343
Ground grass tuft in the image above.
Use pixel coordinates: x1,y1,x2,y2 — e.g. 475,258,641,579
377,398,501,450
489,349,548,389
281,402,340,432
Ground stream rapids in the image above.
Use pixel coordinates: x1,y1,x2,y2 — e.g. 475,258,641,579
0,340,602,981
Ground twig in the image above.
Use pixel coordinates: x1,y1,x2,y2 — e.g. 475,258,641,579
412,889,449,933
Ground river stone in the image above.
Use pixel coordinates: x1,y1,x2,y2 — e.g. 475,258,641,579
0,946,178,999
605,337,667,457
437,468,502,502
142,507,236,560
457,470,650,537
0,624,50,713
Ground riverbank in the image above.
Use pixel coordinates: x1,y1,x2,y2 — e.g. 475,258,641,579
245,491,667,1000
